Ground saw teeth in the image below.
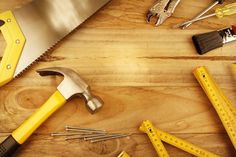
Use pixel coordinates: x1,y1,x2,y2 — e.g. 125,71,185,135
14,37,63,78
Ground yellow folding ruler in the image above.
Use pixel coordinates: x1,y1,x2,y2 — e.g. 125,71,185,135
193,66,236,149
140,120,219,157
233,63,236,75
118,151,130,157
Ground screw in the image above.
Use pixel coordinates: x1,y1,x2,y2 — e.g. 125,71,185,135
6,19,11,23
15,39,20,44
6,64,11,70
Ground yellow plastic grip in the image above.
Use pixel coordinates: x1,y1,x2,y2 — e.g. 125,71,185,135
215,2,236,18
12,90,66,144
0,11,25,86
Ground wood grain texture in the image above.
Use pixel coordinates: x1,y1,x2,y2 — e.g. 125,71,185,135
0,0,236,156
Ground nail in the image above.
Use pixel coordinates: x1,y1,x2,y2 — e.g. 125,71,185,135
65,126,106,132
65,135,85,140
86,134,127,140
91,134,130,143
66,128,106,134
51,132,89,137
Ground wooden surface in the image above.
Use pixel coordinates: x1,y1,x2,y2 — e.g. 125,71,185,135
0,0,236,156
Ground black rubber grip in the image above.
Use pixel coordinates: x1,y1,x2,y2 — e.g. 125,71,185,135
0,135,20,157
217,0,224,4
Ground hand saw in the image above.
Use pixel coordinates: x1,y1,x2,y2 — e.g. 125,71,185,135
140,120,219,157
0,0,111,87
193,66,236,150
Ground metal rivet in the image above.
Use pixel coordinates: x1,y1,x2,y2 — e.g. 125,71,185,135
15,39,20,44
6,64,11,69
6,19,11,22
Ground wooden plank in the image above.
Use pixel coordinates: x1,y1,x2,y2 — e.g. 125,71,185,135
0,133,234,157
0,0,236,156
0,0,236,58
6,59,236,88
0,85,235,132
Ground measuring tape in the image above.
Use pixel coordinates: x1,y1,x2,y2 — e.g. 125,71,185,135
118,151,130,157
140,120,219,157
140,121,169,157
193,66,236,149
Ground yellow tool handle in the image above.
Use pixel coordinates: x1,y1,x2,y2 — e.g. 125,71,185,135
193,66,236,149
12,90,66,144
140,120,170,157
0,11,25,86
215,2,236,18
154,128,219,157
118,151,130,157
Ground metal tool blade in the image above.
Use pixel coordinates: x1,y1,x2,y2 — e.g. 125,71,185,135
12,0,110,77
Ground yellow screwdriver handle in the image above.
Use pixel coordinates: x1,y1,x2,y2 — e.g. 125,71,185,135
215,2,236,18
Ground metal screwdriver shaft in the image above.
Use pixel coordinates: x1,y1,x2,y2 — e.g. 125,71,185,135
182,0,223,29
174,2,236,28
174,13,216,28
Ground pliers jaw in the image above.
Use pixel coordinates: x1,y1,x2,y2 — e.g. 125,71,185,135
146,0,181,26
155,12,171,26
146,11,170,26
146,11,155,23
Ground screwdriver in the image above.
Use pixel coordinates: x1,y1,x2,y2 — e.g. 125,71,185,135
174,2,236,28
182,0,224,29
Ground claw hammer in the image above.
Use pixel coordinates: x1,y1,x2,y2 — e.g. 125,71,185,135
0,67,103,157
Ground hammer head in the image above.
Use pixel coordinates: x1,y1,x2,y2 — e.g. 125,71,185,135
36,67,103,113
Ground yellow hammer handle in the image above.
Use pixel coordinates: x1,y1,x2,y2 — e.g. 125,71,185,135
12,90,66,144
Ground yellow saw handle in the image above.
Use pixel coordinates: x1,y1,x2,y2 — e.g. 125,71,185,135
0,11,25,87
0,90,66,157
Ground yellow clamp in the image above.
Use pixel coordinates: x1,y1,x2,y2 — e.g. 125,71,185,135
0,11,25,86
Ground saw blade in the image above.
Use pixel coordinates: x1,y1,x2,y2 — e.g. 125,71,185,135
11,0,110,77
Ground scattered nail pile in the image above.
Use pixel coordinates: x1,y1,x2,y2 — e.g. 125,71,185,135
51,126,130,143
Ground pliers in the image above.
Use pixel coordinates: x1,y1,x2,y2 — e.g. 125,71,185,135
146,0,181,26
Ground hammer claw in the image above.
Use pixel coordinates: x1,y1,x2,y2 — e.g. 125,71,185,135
37,67,103,113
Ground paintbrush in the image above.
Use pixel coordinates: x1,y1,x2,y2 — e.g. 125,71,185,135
192,25,236,55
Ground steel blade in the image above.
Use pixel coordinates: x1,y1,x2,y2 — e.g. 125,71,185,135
12,0,110,77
